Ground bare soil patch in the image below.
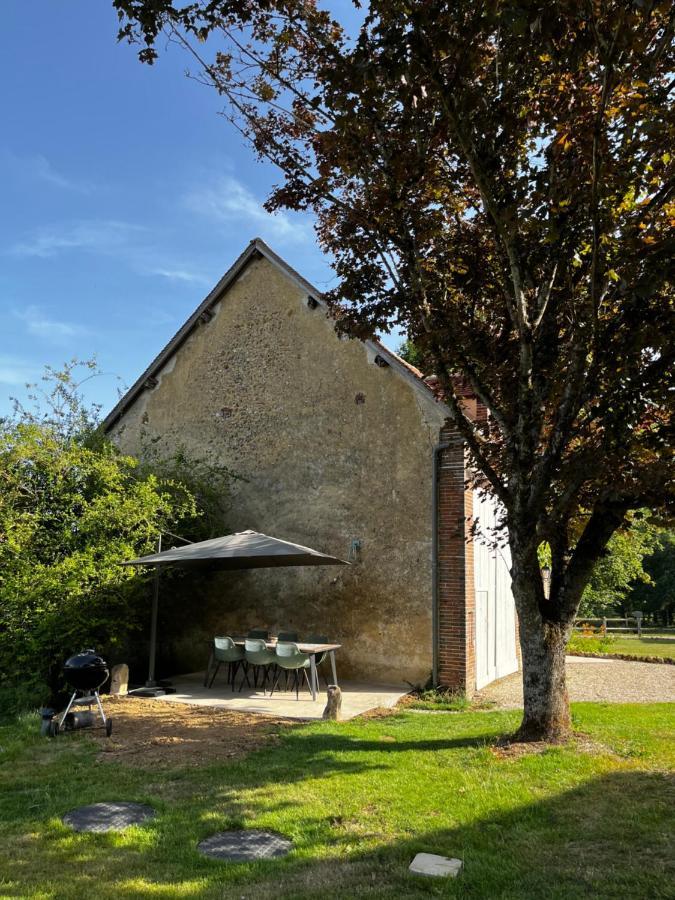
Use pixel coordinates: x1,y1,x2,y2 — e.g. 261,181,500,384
92,695,290,768
490,732,611,759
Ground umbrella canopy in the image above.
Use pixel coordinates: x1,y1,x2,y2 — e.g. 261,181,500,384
123,530,349,570
124,530,348,696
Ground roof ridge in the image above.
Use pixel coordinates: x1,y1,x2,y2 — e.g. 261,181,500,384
102,238,444,432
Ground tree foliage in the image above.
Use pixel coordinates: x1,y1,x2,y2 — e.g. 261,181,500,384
578,514,661,617
628,529,675,623
113,0,675,739
0,363,230,716
396,339,424,370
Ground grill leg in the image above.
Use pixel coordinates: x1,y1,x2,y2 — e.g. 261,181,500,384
94,691,107,725
58,691,78,727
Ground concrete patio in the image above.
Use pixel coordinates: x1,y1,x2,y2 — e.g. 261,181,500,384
152,672,409,721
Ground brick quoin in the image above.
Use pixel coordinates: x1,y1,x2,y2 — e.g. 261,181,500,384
436,420,476,695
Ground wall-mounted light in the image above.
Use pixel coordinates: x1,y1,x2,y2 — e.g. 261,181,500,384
348,538,362,562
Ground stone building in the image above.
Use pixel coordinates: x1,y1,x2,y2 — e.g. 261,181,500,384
104,238,518,694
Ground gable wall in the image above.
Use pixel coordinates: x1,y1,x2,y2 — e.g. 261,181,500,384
109,255,445,685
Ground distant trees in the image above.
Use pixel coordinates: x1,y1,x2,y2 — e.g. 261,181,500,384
578,515,661,618
396,339,424,371
628,531,675,625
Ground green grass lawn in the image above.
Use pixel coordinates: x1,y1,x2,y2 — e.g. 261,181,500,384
569,632,675,660
1,704,674,899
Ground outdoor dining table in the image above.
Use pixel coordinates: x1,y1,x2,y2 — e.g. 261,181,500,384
204,638,341,701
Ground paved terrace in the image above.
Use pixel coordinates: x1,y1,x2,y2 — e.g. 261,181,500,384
152,673,409,721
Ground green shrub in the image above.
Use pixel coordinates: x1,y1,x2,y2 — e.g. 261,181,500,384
567,630,617,655
0,421,200,716
0,361,235,718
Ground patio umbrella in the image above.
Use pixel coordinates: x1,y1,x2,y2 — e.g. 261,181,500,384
122,529,349,570
122,530,348,695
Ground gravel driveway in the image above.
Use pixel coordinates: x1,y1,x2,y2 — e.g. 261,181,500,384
476,656,675,709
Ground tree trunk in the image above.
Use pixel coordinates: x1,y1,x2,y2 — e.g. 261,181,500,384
517,617,571,742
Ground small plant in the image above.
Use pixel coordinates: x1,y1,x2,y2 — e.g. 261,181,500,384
407,688,470,711
568,631,616,655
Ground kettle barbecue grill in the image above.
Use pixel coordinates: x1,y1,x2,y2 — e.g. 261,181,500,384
42,649,113,738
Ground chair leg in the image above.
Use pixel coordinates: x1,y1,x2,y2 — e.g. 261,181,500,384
294,670,300,700
239,662,252,692
302,668,313,694
208,661,221,689
270,668,282,697
230,660,241,691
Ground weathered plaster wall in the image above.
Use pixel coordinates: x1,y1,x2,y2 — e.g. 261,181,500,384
110,255,444,685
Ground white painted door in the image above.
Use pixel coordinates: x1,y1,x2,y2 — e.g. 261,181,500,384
473,490,519,690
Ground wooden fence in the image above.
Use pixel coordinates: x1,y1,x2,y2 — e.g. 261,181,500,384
574,616,646,636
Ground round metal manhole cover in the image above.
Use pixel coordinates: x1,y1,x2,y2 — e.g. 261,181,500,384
62,802,156,833
197,829,292,861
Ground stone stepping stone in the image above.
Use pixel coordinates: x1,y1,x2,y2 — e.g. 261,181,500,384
63,802,155,833
409,852,463,878
197,829,292,861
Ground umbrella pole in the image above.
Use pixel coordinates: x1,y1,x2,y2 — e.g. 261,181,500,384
146,534,162,688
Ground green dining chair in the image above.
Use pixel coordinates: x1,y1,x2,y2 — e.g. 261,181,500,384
240,637,276,691
208,636,245,690
270,642,312,700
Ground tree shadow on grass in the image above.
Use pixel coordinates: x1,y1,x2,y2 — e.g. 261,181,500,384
235,769,675,900
2,769,671,899
633,636,675,645
3,710,671,899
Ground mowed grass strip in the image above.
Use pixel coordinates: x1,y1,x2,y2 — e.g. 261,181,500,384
0,704,673,899
571,633,675,660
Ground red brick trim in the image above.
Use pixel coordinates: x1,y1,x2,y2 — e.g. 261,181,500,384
436,422,476,695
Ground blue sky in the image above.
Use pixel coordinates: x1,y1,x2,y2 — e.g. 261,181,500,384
1,1,392,418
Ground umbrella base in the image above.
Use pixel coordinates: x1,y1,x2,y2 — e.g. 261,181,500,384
128,685,176,698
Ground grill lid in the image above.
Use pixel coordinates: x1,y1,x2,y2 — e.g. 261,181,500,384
64,649,107,670
63,649,109,690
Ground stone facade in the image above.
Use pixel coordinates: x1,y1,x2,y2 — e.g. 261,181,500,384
107,243,447,685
